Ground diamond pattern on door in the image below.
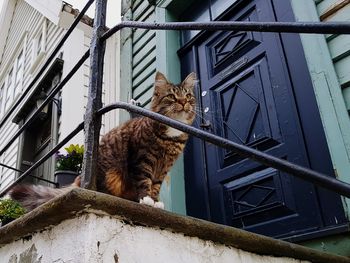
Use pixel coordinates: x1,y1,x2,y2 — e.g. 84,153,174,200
215,63,280,168
212,31,251,66
222,82,260,144
223,168,294,229
234,184,276,212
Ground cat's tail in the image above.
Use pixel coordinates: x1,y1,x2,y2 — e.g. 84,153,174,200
9,176,81,211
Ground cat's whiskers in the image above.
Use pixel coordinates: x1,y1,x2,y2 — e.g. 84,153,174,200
190,108,226,129
163,104,176,117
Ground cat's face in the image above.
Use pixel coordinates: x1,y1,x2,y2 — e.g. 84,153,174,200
151,72,196,124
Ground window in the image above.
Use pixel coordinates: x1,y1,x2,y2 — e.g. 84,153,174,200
14,50,24,97
0,83,4,116
37,33,43,56
4,68,14,111
30,19,47,73
0,32,27,119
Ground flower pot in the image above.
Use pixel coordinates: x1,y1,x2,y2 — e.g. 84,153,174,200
54,170,79,187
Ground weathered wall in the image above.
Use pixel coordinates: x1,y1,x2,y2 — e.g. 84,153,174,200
0,213,310,263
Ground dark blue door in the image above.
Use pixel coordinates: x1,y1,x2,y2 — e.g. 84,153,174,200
179,0,346,239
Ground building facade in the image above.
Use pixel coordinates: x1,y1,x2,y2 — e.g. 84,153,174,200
120,0,350,255
0,0,118,191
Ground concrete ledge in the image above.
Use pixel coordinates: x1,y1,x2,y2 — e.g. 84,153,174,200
0,188,349,263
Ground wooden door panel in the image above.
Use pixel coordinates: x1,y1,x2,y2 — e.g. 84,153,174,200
181,0,347,239
210,58,281,170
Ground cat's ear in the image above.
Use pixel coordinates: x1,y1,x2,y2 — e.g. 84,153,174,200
182,72,197,89
155,71,169,90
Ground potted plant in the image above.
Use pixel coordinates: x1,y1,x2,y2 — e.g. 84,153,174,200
55,144,84,187
0,199,26,227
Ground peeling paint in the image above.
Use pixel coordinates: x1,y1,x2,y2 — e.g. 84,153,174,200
18,245,42,263
113,253,119,263
0,214,312,263
8,254,17,263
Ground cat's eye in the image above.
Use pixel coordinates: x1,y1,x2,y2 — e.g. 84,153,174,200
186,94,192,99
167,94,176,100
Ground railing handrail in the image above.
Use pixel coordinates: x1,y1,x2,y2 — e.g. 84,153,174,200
0,162,58,187
97,102,350,199
102,20,350,40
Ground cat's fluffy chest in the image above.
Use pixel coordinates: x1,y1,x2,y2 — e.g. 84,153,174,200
166,112,189,137
166,127,184,137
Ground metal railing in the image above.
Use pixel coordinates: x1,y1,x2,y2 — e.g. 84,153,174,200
1,0,350,200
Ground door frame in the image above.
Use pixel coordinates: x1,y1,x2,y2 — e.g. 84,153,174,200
288,0,350,218
160,0,347,240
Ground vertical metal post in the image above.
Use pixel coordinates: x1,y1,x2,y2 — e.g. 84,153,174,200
81,0,107,190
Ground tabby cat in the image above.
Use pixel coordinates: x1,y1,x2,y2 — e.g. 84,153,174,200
10,71,196,210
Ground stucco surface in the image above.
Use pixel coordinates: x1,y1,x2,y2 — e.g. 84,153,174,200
0,189,349,263
0,213,310,263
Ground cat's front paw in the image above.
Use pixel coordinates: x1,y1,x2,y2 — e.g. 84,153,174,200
154,201,164,209
139,196,155,206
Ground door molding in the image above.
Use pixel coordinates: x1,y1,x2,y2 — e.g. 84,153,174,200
289,0,350,218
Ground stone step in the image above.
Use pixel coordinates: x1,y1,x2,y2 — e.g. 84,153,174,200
0,189,349,263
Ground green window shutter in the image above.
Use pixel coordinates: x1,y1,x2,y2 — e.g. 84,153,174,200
131,1,157,108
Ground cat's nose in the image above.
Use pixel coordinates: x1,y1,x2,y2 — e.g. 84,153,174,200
178,98,187,106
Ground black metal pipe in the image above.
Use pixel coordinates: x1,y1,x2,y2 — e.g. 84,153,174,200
97,102,350,199
0,123,84,197
0,163,58,187
0,51,89,156
81,0,107,190
102,21,350,40
0,0,94,131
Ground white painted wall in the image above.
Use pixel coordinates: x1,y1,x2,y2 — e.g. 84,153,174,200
0,213,310,263
60,27,86,145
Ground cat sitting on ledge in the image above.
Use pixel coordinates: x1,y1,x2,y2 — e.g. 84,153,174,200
10,71,197,211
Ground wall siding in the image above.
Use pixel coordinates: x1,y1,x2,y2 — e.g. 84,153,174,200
316,0,350,110
0,0,87,190
0,0,45,190
131,1,156,108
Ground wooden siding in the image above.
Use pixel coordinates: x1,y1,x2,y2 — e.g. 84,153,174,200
316,0,350,110
131,1,156,108
0,0,45,190
0,0,84,190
